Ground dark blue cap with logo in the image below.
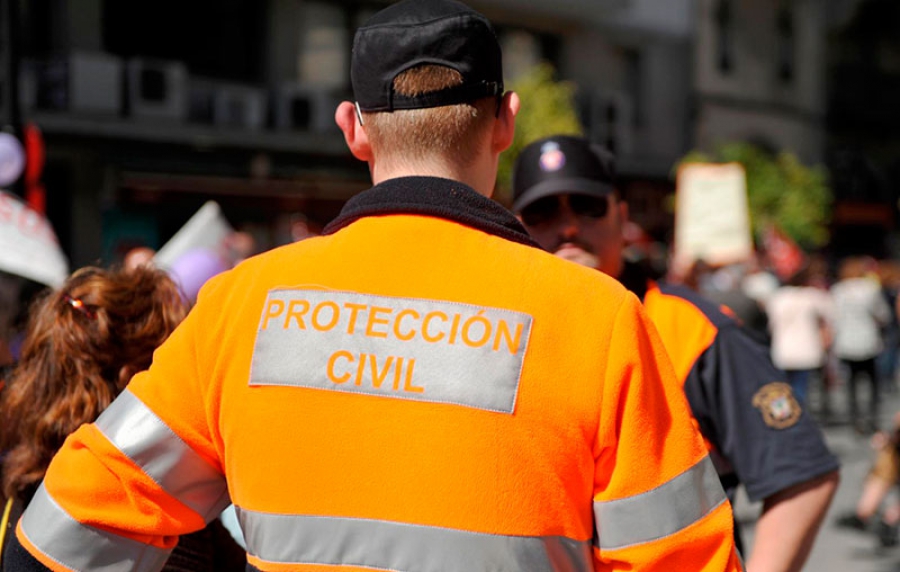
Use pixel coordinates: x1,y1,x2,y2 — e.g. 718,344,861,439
512,135,616,213
351,0,504,112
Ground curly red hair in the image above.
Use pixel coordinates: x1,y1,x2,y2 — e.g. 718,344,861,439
0,265,188,501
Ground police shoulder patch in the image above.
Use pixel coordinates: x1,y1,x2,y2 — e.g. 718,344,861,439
752,382,802,429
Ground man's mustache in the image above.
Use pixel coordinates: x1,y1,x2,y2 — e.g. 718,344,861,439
552,238,594,254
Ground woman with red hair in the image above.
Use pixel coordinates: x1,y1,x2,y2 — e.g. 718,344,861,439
0,266,244,571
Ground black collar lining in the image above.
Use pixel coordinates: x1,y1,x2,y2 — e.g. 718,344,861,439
323,177,540,249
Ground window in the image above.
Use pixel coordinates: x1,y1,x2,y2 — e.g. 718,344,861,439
103,0,265,83
299,2,348,88
17,0,54,58
715,0,734,74
501,30,541,81
494,25,560,81
625,48,643,127
776,4,795,82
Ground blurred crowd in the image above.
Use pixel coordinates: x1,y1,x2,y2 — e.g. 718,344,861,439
683,252,900,431
674,251,900,549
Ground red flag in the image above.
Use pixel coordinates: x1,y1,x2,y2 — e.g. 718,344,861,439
23,123,46,214
763,224,805,281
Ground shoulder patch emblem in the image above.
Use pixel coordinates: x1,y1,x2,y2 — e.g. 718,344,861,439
752,382,802,429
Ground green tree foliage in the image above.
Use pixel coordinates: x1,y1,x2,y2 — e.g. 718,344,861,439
495,63,583,205
680,142,833,248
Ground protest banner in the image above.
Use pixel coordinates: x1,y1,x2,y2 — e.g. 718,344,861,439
0,190,68,287
152,201,234,270
762,223,806,281
673,162,754,272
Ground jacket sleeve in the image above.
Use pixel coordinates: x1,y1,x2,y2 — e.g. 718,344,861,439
593,294,743,571
684,323,839,503
12,282,231,572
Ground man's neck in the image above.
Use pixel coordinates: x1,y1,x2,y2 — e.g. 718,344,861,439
370,161,495,198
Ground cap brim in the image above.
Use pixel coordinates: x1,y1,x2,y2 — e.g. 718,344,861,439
512,177,614,213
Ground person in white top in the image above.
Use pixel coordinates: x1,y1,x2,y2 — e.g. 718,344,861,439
766,265,833,406
831,256,892,433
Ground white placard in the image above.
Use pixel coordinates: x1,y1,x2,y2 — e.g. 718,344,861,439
0,191,68,287
674,163,753,268
153,201,233,270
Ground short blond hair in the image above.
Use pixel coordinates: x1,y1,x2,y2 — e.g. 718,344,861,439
363,65,497,169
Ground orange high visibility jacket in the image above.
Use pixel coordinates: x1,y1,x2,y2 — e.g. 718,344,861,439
12,178,742,572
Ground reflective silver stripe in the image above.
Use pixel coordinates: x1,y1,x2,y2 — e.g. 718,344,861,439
95,389,230,521
20,483,172,572
236,508,592,572
250,289,532,414
594,455,727,550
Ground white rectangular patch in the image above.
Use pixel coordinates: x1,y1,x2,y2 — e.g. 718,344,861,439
249,289,533,414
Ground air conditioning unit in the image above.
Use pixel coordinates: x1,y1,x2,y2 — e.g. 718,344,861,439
586,89,634,157
125,58,188,122
25,51,123,115
187,77,217,125
213,83,268,131
273,83,343,134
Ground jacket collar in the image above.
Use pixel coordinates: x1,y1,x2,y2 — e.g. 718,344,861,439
322,176,540,249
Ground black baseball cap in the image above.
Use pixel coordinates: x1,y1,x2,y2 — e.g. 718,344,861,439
351,0,504,112
512,135,616,213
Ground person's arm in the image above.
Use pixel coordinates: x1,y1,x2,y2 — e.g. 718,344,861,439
873,285,892,326
8,277,230,572
894,290,900,325
685,321,840,572
746,471,839,572
817,290,834,352
593,294,742,571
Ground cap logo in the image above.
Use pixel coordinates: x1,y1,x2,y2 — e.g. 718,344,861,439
539,142,566,173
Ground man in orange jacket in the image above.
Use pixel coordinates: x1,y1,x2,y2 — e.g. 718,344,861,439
5,2,742,571
511,135,840,572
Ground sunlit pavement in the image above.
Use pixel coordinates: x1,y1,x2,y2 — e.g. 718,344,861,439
735,378,900,571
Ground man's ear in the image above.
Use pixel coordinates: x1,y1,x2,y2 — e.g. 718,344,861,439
492,91,520,154
335,101,373,162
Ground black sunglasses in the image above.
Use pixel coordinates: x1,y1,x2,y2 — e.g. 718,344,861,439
520,194,610,226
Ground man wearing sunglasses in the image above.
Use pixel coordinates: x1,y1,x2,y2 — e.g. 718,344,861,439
512,135,840,572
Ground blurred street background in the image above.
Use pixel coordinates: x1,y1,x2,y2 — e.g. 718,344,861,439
4,1,900,569
1,0,897,269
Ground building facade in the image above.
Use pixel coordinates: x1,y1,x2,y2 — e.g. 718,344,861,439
693,0,828,165
1,0,844,268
